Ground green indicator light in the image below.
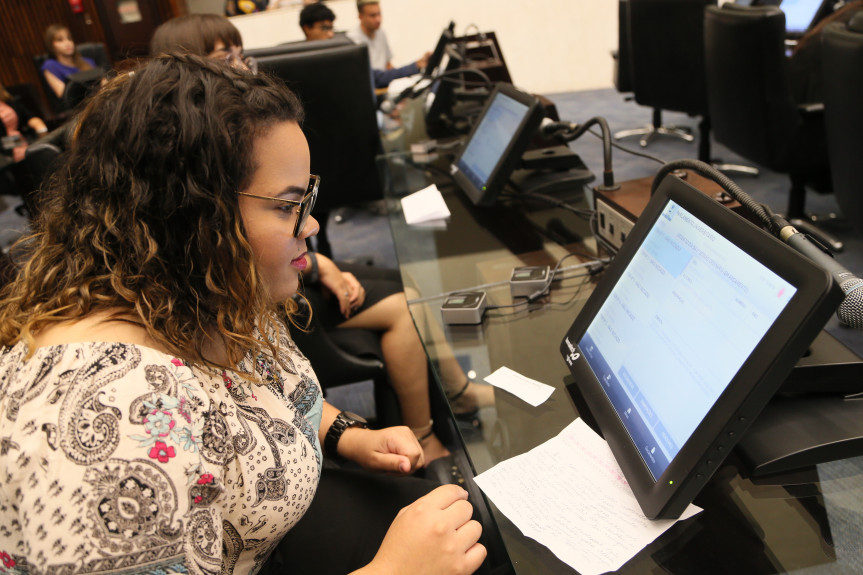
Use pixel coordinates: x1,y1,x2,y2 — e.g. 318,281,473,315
482,186,487,190
669,480,674,485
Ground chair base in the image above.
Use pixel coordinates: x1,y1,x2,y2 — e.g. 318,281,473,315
712,161,760,177
614,123,695,147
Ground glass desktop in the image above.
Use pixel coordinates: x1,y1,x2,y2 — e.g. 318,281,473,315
376,137,863,574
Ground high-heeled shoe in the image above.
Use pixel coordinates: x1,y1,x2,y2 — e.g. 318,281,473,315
447,379,481,430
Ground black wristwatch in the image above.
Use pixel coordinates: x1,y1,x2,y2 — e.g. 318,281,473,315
324,411,369,458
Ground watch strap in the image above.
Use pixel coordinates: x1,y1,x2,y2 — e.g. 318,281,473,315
324,411,368,458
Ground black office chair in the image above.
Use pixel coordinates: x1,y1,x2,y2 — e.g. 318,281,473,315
613,0,693,146
18,126,68,218
821,14,863,235
256,43,383,259
704,4,840,250
290,290,401,428
619,0,707,149
244,35,353,60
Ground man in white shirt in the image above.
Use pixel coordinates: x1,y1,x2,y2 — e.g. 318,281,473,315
346,0,429,86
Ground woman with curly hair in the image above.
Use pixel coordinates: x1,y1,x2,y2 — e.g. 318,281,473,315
0,54,484,574
151,13,494,465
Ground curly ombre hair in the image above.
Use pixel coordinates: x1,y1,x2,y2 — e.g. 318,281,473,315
0,53,305,371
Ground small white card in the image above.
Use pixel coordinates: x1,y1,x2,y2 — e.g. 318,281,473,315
484,366,555,407
400,184,451,226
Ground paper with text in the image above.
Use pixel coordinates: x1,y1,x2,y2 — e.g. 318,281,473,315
400,184,451,225
474,418,701,575
484,366,555,406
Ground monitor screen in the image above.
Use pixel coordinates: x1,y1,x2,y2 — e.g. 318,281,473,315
451,83,543,206
578,199,796,480
561,174,841,519
781,0,823,34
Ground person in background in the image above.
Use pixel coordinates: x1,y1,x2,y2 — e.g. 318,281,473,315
0,81,48,196
300,1,336,40
0,82,47,164
0,52,485,575
346,0,430,87
40,24,95,99
151,13,493,465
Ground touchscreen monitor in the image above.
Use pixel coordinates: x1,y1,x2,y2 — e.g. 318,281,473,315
780,0,825,34
560,174,841,519
451,83,544,206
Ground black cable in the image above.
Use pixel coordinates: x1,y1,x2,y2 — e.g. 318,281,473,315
542,117,617,190
587,128,667,166
649,159,777,233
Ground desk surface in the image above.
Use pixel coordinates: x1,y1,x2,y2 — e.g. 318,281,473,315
379,152,863,575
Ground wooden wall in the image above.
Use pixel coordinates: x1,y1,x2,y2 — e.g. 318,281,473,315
0,0,185,108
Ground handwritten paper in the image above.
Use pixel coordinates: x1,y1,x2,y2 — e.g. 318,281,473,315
474,419,701,575
400,184,451,226
483,366,555,407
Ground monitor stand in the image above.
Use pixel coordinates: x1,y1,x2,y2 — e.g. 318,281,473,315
736,330,863,479
510,146,596,197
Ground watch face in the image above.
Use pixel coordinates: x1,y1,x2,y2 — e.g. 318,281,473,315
342,411,368,426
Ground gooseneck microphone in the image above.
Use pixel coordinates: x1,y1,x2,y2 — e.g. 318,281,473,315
779,224,863,329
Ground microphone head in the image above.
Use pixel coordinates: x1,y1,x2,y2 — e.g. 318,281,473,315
836,278,863,329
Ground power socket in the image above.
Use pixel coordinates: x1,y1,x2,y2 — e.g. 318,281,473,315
594,171,744,252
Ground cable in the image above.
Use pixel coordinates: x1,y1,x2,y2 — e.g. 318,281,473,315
649,159,776,233
587,128,667,166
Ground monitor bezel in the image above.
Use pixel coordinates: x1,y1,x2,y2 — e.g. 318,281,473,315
424,21,455,77
560,174,841,519
451,83,544,206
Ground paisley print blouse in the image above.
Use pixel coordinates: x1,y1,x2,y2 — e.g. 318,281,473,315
0,321,324,574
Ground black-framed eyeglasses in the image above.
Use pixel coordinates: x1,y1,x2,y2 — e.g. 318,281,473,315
238,175,319,237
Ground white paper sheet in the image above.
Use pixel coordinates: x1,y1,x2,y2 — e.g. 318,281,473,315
474,419,701,575
483,366,555,407
400,184,451,225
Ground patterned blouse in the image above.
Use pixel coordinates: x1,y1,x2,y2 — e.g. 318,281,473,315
0,320,324,574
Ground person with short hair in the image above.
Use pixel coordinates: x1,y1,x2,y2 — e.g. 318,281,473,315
346,0,430,87
0,53,486,575
300,1,336,41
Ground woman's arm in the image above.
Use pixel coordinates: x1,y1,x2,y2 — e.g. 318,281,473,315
27,116,48,135
43,70,66,99
304,253,366,318
319,401,423,474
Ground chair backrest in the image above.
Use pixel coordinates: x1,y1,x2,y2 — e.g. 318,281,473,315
614,0,633,93
703,4,801,169
245,35,352,60
628,0,716,116
821,15,863,232
77,42,110,68
256,43,383,213
21,134,65,217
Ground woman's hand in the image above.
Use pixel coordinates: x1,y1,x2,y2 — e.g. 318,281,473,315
356,485,487,575
315,254,366,318
337,426,424,475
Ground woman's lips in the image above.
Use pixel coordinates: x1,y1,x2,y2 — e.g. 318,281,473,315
290,252,308,270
